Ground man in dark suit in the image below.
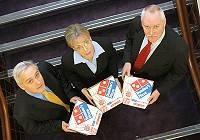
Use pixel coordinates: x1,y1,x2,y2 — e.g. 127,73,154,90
13,61,81,135
122,5,188,105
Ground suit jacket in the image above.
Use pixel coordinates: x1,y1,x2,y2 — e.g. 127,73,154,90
124,16,188,95
61,37,118,91
14,62,77,135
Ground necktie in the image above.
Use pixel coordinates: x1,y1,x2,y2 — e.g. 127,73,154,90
42,90,70,112
133,40,152,72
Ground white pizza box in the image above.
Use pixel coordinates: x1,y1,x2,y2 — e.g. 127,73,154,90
69,101,103,135
88,76,123,113
122,76,154,109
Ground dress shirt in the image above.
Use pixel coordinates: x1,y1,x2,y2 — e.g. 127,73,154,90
27,86,53,101
139,29,165,62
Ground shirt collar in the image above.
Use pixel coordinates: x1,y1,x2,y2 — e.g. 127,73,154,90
74,41,105,64
26,86,49,96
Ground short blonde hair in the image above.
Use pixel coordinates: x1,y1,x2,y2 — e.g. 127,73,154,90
13,61,37,84
141,5,166,22
64,24,90,48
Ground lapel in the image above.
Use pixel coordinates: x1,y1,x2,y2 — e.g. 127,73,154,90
42,73,67,103
18,91,67,120
95,51,106,75
73,51,106,77
139,35,168,72
74,62,96,77
20,90,62,110
93,37,107,75
132,31,145,61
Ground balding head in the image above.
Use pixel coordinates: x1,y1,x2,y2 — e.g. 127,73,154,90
141,5,166,43
141,5,166,22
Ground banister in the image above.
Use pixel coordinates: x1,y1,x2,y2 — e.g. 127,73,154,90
0,85,12,140
175,0,200,100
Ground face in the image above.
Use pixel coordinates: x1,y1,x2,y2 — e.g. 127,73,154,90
71,34,94,61
142,12,166,43
18,66,45,94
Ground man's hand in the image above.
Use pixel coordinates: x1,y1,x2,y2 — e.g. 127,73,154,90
81,88,95,105
70,96,84,104
122,62,131,79
148,89,160,105
62,121,76,133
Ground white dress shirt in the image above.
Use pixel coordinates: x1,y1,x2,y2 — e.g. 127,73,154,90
139,29,165,63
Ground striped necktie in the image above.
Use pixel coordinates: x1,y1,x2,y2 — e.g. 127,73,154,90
42,90,70,112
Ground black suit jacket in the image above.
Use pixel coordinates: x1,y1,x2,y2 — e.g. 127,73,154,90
124,16,188,95
61,37,118,91
14,62,77,135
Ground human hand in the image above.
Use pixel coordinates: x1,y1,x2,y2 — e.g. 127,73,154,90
81,88,95,105
62,121,76,133
70,96,84,104
148,89,160,105
122,62,131,80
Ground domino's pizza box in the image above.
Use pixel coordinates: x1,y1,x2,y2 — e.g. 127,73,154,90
122,76,154,109
88,76,123,113
69,101,103,135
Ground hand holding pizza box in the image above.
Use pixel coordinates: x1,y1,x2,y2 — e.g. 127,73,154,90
69,101,103,135
88,76,123,113
122,76,154,109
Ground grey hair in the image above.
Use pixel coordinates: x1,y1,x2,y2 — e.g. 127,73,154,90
141,5,166,21
13,61,38,84
64,24,90,48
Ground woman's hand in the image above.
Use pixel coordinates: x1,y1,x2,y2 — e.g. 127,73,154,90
81,88,95,105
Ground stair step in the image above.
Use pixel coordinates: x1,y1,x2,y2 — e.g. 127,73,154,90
0,0,57,16
0,0,99,27
0,0,171,44
0,1,175,53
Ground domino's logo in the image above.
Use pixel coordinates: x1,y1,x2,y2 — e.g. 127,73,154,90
73,103,93,125
97,79,116,99
131,79,152,99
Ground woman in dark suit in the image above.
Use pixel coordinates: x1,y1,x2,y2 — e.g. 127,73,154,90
61,24,121,104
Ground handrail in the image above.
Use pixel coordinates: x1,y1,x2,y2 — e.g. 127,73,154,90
0,85,12,140
175,0,200,100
